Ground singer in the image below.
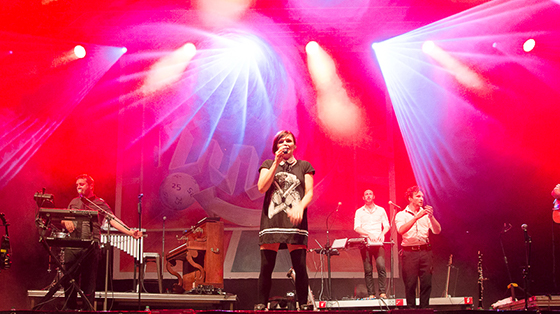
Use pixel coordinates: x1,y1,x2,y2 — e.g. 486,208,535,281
61,174,142,310
255,130,315,310
353,189,389,299
395,186,441,308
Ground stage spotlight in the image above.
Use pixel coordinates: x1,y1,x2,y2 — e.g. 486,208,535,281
305,41,319,55
180,43,197,57
231,39,261,60
523,38,535,52
420,40,485,92
142,42,197,94
422,41,435,54
73,45,86,59
306,41,362,141
195,0,253,27
121,47,128,54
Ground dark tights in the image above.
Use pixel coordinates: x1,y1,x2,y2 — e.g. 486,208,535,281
257,249,309,306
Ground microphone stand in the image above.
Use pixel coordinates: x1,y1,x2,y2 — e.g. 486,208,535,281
324,205,339,301
499,226,514,293
523,227,532,311
388,202,401,298
137,194,143,310
103,215,112,311
388,219,396,298
161,216,166,292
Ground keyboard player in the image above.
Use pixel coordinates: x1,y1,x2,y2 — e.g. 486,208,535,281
61,174,142,310
353,189,389,299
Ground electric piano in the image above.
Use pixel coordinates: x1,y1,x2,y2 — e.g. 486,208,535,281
38,208,98,247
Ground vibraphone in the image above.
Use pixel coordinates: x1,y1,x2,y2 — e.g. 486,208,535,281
100,229,145,262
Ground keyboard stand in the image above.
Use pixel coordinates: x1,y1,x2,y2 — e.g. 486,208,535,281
32,236,95,311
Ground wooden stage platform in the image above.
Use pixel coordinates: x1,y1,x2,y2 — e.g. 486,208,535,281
24,290,560,312
27,289,471,311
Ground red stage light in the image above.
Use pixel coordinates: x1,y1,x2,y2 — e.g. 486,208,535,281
523,38,535,52
73,45,86,58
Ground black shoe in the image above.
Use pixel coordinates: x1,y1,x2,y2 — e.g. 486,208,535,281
254,303,267,311
300,304,314,310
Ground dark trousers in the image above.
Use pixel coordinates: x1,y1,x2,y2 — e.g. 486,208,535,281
63,244,100,310
360,245,386,296
401,249,433,308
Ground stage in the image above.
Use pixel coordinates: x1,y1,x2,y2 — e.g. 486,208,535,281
19,290,560,314
26,290,473,311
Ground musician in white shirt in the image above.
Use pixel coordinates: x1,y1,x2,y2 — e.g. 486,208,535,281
395,186,441,308
354,189,390,299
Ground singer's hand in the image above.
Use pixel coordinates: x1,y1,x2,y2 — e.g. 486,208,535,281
553,184,560,199
274,146,287,163
287,204,304,226
416,208,429,219
424,205,434,218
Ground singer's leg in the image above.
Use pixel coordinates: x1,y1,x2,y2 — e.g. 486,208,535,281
290,248,309,307
257,248,278,307
418,250,433,308
402,250,420,308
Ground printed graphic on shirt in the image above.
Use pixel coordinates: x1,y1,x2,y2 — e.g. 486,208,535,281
268,171,301,219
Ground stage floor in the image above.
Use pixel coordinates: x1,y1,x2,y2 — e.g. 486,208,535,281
28,290,471,311
27,291,560,312
27,290,238,310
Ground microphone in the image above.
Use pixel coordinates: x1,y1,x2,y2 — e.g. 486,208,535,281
521,224,530,242
502,223,512,233
77,188,83,196
388,201,401,209
326,202,341,230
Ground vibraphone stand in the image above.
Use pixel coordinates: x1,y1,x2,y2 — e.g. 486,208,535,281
522,224,532,311
33,236,95,311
